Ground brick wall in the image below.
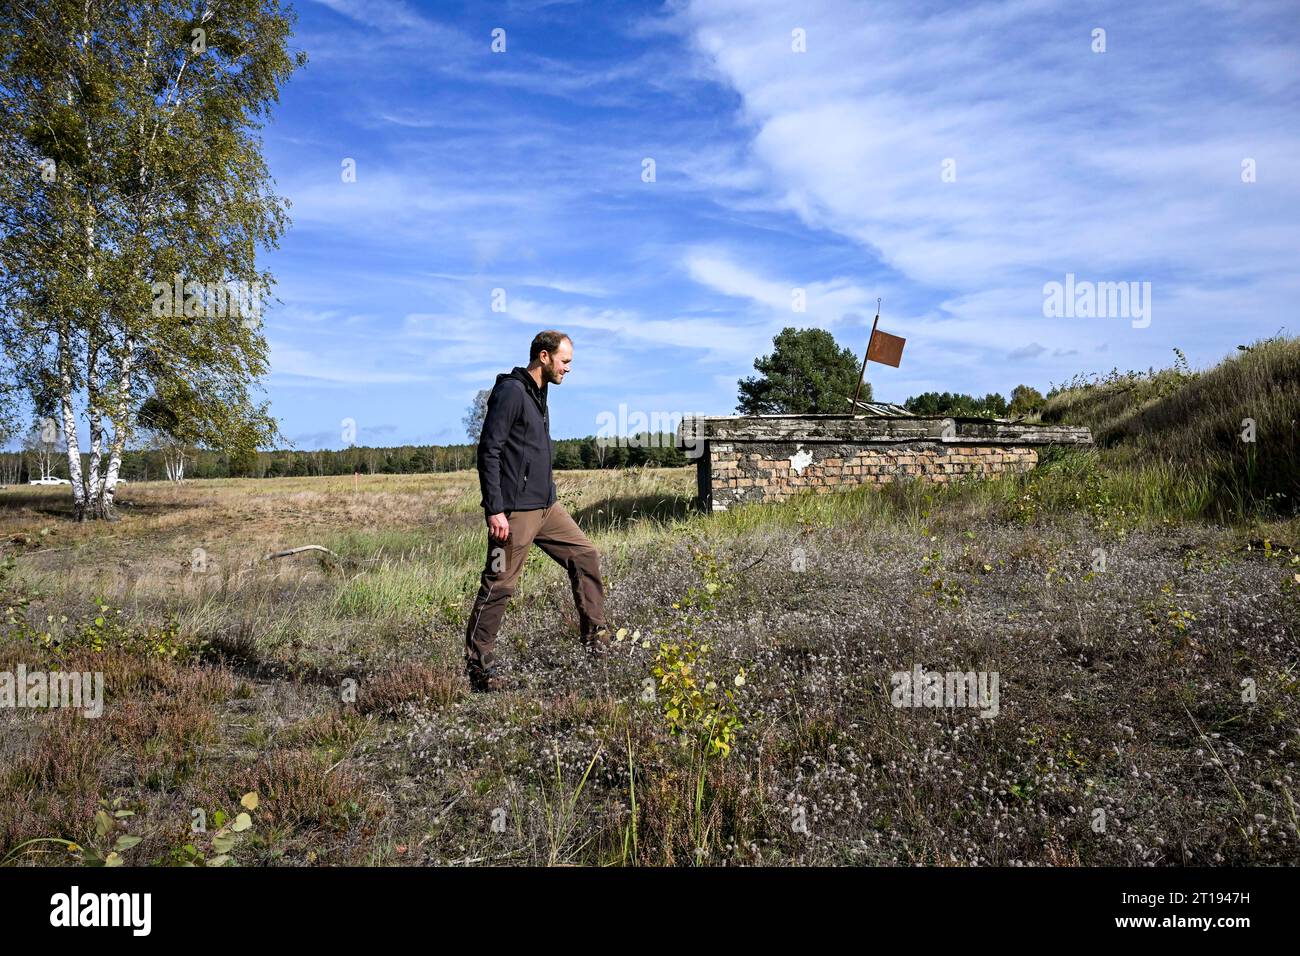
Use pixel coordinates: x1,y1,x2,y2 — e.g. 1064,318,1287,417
678,414,1090,513
702,440,1039,511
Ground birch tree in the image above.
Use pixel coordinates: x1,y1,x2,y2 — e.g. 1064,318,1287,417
22,419,58,480
137,391,192,480
0,0,302,518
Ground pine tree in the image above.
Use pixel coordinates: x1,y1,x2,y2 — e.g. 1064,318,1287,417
737,328,868,414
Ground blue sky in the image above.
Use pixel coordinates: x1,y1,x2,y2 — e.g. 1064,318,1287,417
256,0,1300,448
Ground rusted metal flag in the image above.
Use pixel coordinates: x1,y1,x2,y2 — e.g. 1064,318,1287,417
867,325,905,367
851,300,907,410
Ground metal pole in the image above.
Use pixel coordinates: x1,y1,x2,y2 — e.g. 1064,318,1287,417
851,303,880,411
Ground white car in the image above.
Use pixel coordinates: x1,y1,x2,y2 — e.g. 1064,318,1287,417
28,477,71,485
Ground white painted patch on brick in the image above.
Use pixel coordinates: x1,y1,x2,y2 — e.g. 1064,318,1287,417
790,445,814,475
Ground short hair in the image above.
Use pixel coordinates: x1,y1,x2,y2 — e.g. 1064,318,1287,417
529,330,571,362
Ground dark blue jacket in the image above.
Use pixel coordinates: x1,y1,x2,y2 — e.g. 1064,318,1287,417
477,367,556,514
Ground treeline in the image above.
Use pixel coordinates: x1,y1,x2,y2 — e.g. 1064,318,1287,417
3,434,691,483
6,384,1056,486
229,434,687,479
905,384,1045,419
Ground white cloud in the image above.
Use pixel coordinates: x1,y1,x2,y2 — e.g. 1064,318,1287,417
269,342,435,385
504,296,766,359
679,0,1300,358
309,0,461,40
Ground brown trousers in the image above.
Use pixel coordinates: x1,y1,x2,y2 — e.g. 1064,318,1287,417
464,502,606,676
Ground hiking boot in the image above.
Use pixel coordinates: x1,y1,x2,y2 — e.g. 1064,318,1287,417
581,624,613,653
468,668,507,693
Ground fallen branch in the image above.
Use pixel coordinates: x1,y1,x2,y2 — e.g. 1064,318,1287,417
5,546,75,558
237,545,386,578
262,545,342,562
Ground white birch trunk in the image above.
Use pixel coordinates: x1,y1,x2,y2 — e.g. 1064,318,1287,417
58,327,86,518
86,342,102,501
164,446,185,482
96,340,134,519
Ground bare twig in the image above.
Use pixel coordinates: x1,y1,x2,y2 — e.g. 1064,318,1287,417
735,544,775,575
262,545,341,562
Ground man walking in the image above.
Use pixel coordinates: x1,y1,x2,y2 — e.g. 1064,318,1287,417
465,330,610,692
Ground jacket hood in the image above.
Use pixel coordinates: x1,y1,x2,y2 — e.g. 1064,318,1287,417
500,366,547,411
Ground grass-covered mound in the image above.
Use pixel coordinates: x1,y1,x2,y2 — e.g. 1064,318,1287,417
1041,337,1300,520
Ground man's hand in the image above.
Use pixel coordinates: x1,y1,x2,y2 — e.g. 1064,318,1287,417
487,512,510,542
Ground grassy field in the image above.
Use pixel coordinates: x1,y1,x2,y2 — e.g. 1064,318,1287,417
1,450,1298,866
